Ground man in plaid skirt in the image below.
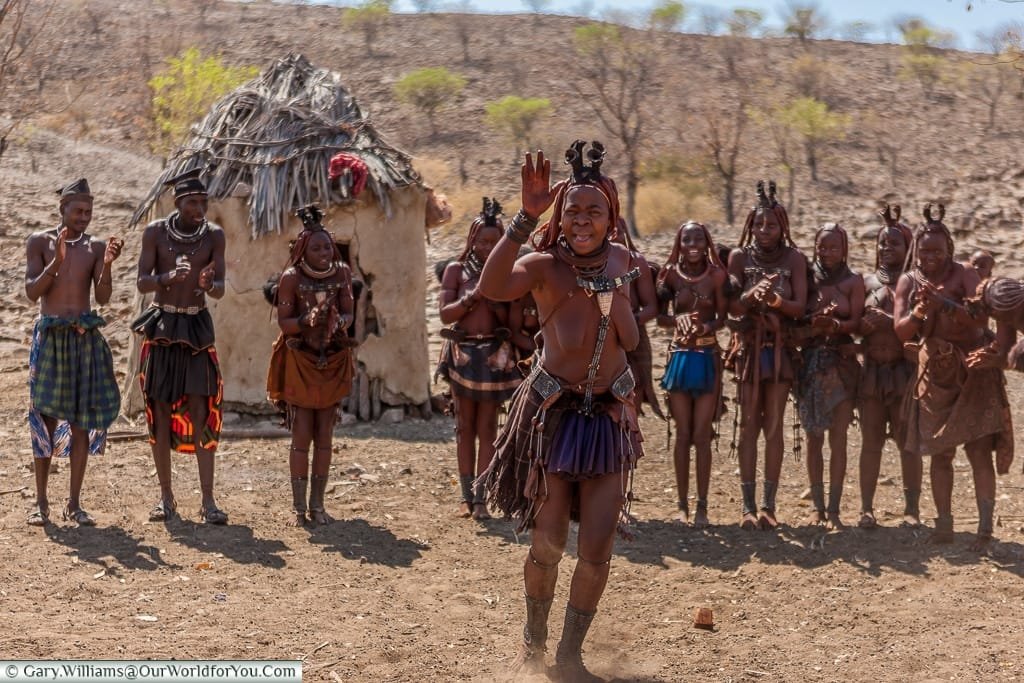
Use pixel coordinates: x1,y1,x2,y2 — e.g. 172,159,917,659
24,178,123,527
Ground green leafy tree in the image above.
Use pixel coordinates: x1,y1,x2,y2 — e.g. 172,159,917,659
649,0,685,32
484,96,551,158
342,0,392,54
782,3,827,45
774,96,848,182
727,8,764,37
572,22,661,236
719,8,763,79
393,67,466,135
898,19,956,100
148,47,257,155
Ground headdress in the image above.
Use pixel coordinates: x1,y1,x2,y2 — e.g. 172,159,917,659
874,203,913,273
739,180,794,250
532,140,621,252
458,196,504,264
164,167,208,200
904,202,955,274
287,204,340,272
56,178,92,203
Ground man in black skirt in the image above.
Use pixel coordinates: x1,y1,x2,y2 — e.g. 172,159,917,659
133,168,228,524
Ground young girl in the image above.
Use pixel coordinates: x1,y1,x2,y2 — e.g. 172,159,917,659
266,205,355,526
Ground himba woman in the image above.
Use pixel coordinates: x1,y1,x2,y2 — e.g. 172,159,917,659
726,181,807,530
479,141,643,681
614,220,664,420
436,198,521,520
656,220,727,528
794,222,863,529
857,205,921,528
266,205,355,526
894,205,1013,551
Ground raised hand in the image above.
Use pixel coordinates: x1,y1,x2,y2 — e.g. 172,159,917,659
104,237,124,265
521,151,558,220
53,228,68,267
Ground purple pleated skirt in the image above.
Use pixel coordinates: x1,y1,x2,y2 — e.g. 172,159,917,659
546,408,630,481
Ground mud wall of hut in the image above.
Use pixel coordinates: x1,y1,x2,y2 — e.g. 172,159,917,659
122,186,430,420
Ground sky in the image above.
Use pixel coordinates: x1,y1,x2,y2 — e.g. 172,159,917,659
379,0,1024,49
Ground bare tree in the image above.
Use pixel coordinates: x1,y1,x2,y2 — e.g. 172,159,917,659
702,99,747,226
570,22,660,236
445,1,477,63
0,0,57,163
972,24,1021,129
782,2,827,46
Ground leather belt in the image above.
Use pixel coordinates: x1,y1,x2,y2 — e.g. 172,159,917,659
153,302,206,315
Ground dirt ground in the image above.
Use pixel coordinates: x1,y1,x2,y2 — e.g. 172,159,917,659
4,227,1024,683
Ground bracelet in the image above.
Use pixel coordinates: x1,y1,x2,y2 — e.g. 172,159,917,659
767,292,783,309
506,208,537,244
910,310,926,323
43,269,57,279
831,318,841,333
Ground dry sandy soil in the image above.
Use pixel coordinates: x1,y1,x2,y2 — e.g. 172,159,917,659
3,3,1024,682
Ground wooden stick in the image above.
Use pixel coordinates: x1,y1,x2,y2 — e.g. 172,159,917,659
358,366,370,421
371,377,381,421
0,486,28,496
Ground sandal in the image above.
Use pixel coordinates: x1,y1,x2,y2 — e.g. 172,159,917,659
27,506,50,527
148,499,177,522
199,505,229,525
62,503,96,527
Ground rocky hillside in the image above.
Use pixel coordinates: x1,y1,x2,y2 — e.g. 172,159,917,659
1,0,1022,271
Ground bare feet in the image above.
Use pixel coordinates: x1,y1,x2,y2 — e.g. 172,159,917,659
858,511,877,529
929,529,955,544
740,512,758,530
287,512,308,528
757,510,779,530
674,508,690,525
471,502,492,521
693,509,710,529
825,511,845,531
456,501,472,518
806,510,827,527
968,534,993,553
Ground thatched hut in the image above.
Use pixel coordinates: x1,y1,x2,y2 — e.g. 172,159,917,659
124,54,433,420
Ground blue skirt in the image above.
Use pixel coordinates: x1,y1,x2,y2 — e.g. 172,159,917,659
660,348,717,397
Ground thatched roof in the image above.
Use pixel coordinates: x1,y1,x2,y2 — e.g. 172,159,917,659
131,53,422,237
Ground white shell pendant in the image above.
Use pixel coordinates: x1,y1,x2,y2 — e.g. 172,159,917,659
175,254,188,267
596,290,613,317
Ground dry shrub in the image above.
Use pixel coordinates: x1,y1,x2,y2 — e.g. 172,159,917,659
635,180,723,236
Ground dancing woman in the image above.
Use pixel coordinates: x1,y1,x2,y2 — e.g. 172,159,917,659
478,142,643,680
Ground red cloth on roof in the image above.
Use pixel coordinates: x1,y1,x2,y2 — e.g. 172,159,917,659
328,152,369,197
